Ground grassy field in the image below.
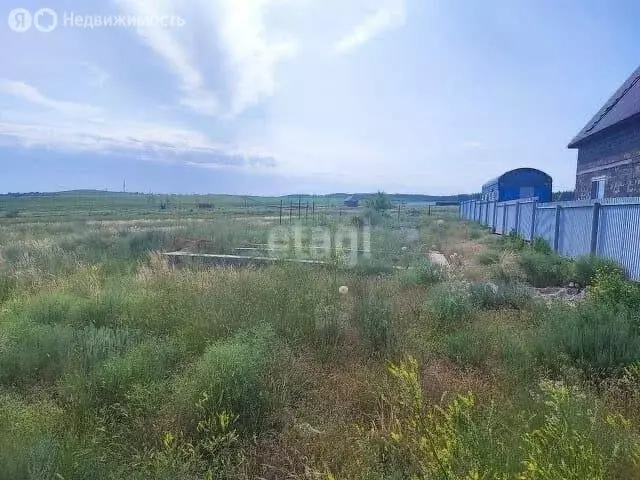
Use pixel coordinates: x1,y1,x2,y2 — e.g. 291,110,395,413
2,194,640,479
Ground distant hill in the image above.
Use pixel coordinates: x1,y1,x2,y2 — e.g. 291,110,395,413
0,190,476,202
0,190,141,197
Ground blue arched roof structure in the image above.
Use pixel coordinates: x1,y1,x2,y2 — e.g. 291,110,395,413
482,168,552,203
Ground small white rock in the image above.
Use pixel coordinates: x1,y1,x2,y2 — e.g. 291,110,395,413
339,285,349,295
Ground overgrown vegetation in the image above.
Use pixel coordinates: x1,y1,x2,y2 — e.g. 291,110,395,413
2,198,640,478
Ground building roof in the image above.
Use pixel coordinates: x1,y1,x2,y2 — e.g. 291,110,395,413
482,168,552,190
568,65,640,148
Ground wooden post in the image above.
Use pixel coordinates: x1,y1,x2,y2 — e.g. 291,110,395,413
298,196,301,219
279,200,283,225
306,202,309,220
590,202,601,255
553,205,561,253
397,203,401,223
289,201,293,223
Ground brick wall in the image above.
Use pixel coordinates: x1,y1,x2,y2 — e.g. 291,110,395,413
575,118,640,199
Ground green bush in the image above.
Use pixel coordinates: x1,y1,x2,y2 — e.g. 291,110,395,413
572,256,625,288
469,282,532,310
531,237,552,255
365,191,392,212
519,251,570,287
63,338,186,410
588,263,640,310
402,259,446,287
171,326,275,436
0,319,139,387
426,283,475,327
502,231,527,251
353,286,395,354
359,358,640,479
476,251,500,266
0,274,15,303
468,228,482,240
0,395,64,480
442,328,492,367
0,322,77,386
535,302,640,376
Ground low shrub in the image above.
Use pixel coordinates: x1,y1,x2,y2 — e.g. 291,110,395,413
0,395,65,480
0,322,77,386
531,237,552,255
426,282,475,327
468,226,483,240
60,338,187,414
476,251,500,266
353,357,640,479
0,319,140,387
588,263,640,310
0,274,15,303
353,285,395,354
402,259,446,287
572,256,625,288
535,302,640,376
519,251,570,287
171,326,275,436
502,231,527,251
489,251,527,283
442,328,493,367
469,282,532,310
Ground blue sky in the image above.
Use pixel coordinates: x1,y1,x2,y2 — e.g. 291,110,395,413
0,0,638,195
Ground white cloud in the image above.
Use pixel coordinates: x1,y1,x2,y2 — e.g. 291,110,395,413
462,141,484,149
81,63,110,89
0,119,276,168
334,1,406,54
0,80,100,117
208,0,299,116
113,0,220,116
112,0,298,117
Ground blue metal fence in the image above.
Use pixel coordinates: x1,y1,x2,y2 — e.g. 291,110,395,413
459,197,640,280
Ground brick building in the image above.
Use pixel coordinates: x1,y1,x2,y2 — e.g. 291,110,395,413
568,66,640,199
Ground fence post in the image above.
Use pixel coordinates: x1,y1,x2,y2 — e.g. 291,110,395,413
514,201,521,236
501,204,507,235
553,205,561,253
590,202,601,255
530,200,537,242
492,201,497,232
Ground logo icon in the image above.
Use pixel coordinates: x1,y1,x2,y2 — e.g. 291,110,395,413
8,8,32,32
34,8,57,32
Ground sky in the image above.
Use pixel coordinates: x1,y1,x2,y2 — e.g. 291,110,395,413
0,0,638,195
